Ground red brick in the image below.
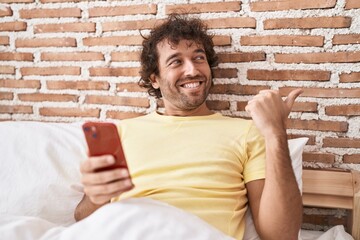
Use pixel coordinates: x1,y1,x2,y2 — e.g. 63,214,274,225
340,72,360,83
206,100,230,111
205,17,256,29
0,36,9,45
303,152,335,163
287,119,348,132
0,21,27,31
323,138,360,148
40,0,81,2
0,92,13,100
241,35,324,47
21,67,81,76
210,84,269,95
116,83,146,93
345,0,360,9
333,34,360,45
242,100,316,113
39,107,100,117
251,0,336,11
46,80,109,90
34,23,95,33
2,0,33,2
275,52,360,64
89,4,156,17
213,35,232,46
0,52,33,61
89,67,140,77
0,79,40,89
217,52,266,63
41,52,104,61
19,8,81,18
106,111,145,120
16,38,76,48
264,17,351,29
0,105,33,114
85,95,149,107
111,52,140,62
325,105,360,116
0,7,12,17
0,66,15,74
213,68,238,78
83,36,143,46
280,87,360,98
343,154,360,164
103,19,161,31
237,101,248,111
165,2,241,14
303,212,348,229
292,102,318,112
248,69,330,81
18,93,78,102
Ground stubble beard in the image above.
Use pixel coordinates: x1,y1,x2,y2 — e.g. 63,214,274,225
172,78,211,110
160,75,213,111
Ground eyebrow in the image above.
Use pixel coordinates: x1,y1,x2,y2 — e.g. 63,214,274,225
165,48,206,65
165,53,181,65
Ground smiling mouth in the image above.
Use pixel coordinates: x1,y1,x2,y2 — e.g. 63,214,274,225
181,81,202,89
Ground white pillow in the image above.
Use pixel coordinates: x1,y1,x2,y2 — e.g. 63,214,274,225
243,137,309,240
0,121,86,226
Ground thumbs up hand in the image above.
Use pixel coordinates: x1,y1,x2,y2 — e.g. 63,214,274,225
245,89,303,138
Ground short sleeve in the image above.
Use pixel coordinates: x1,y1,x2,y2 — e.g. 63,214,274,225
243,122,266,184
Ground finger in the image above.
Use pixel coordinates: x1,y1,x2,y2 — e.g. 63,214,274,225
80,155,115,173
82,168,130,185
284,88,303,108
84,178,133,196
89,186,134,205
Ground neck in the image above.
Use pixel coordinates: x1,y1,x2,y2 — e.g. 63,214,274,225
162,103,213,117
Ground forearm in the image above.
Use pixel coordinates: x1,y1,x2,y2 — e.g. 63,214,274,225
258,135,303,239
74,194,108,221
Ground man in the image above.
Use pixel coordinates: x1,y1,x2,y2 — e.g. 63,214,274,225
75,14,303,240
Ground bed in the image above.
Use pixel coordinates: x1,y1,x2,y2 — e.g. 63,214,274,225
0,121,357,240
302,168,360,240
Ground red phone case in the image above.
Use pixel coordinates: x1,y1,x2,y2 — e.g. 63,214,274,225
82,122,129,172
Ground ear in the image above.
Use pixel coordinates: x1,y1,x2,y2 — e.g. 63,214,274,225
150,74,160,89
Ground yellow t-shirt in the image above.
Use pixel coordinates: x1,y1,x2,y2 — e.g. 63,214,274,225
112,112,265,240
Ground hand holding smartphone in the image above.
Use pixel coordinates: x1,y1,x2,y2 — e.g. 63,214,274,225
82,122,130,173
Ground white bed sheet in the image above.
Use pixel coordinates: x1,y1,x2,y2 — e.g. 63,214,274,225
0,198,234,240
0,198,354,240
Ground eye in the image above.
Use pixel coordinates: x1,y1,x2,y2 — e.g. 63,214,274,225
168,59,182,67
194,55,206,62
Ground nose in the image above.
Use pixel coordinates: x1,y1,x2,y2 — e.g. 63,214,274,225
183,60,199,77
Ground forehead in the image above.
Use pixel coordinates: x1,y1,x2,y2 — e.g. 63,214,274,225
156,39,204,57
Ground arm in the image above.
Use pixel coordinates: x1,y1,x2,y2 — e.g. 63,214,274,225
245,89,303,240
74,155,133,221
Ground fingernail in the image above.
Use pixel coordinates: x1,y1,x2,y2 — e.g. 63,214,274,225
107,156,115,164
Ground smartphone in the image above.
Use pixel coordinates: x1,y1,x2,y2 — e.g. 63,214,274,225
82,122,130,173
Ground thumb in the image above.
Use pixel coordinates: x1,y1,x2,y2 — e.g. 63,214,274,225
285,88,303,109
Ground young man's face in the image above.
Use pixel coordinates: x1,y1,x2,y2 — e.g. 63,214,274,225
150,39,212,116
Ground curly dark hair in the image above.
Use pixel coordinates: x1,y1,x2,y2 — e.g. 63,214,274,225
138,14,219,99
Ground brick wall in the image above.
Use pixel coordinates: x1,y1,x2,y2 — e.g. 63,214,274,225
0,0,359,232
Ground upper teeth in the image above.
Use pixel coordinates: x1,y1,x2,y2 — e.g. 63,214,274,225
183,82,200,88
